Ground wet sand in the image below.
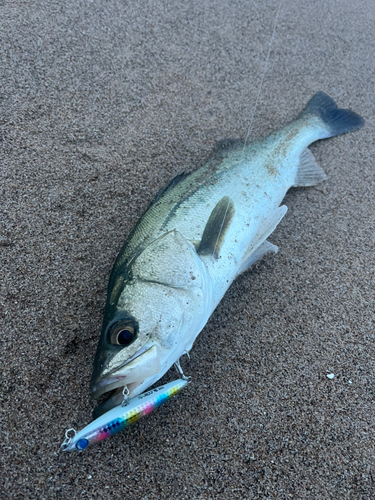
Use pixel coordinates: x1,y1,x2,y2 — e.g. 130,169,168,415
1,0,374,498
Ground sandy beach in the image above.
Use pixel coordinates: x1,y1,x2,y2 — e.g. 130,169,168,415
1,0,374,498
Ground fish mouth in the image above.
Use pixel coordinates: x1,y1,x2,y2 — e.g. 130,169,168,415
91,344,161,401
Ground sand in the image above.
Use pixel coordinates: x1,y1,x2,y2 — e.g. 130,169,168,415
1,0,374,498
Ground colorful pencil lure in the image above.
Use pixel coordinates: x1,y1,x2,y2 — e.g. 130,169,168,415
61,378,188,452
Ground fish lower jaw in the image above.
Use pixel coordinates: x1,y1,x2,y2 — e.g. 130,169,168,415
91,344,162,400
91,346,189,417
92,357,170,402
91,335,200,418
91,377,136,401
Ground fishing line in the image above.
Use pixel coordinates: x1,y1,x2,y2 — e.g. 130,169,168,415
242,0,284,154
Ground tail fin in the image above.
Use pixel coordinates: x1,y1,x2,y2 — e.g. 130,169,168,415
298,92,364,139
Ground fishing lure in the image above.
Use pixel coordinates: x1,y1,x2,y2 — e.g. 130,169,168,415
61,378,189,452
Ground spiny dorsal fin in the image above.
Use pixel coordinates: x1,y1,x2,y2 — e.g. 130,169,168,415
211,139,244,159
149,172,188,207
197,196,235,259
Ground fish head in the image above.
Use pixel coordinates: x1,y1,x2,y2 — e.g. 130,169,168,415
90,230,212,414
90,307,160,404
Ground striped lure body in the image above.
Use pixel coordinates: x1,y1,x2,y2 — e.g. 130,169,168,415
62,379,188,452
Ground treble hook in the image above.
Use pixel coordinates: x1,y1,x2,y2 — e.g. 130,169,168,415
121,386,130,407
174,358,191,383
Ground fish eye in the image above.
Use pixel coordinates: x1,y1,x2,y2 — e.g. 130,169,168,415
109,322,136,346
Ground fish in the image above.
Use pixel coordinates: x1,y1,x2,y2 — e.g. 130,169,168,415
90,92,364,418
61,378,189,452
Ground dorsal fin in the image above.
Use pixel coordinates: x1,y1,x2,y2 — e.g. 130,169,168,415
211,139,244,159
148,172,188,207
197,196,235,259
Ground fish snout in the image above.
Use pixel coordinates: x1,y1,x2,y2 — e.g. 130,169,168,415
90,344,162,401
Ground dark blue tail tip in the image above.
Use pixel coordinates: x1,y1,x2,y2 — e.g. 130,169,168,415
301,91,365,137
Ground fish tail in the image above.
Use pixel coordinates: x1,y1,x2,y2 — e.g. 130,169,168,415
298,91,365,139
292,92,364,187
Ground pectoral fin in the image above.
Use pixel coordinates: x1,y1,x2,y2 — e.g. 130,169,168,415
197,196,235,259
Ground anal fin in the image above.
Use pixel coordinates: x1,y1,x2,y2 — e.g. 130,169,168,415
236,240,278,277
235,205,286,278
294,148,327,187
251,205,287,252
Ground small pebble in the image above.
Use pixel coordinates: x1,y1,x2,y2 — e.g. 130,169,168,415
327,373,335,379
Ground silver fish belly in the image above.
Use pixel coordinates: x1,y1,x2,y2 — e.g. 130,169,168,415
90,92,364,417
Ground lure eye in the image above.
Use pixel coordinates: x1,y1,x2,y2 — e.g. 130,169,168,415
76,438,88,450
109,322,136,346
